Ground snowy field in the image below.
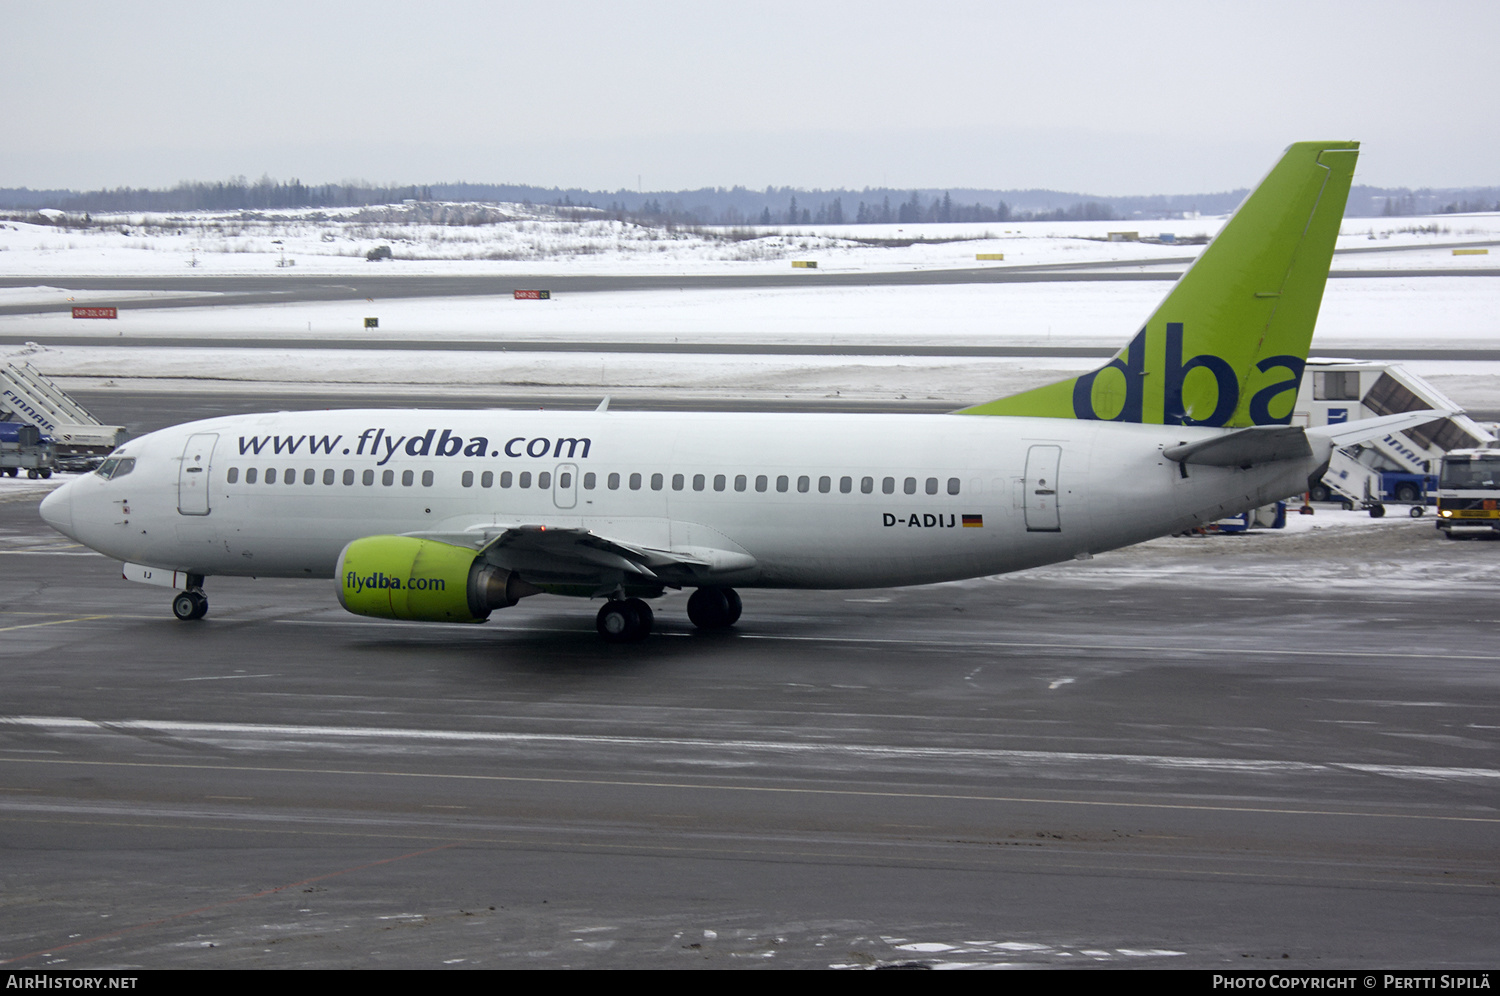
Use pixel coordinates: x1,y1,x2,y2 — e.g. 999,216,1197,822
1,205,1496,276
0,204,1496,409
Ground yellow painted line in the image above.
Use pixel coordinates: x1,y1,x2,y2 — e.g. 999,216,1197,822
791,260,817,268
976,253,1005,260
1453,248,1489,255
0,614,113,633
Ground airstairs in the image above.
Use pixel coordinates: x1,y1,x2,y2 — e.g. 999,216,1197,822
1294,361,1495,513
0,361,127,456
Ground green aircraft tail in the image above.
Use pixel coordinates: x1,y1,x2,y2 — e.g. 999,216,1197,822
958,141,1358,426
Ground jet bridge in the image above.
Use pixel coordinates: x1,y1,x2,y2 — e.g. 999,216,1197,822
0,361,126,457
1293,360,1495,514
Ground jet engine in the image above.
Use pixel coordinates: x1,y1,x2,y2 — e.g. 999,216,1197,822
335,536,538,623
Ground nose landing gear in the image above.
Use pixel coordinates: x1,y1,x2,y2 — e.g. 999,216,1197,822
171,576,208,621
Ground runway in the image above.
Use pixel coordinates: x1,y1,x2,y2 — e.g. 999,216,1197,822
1,255,1496,318
0,444,1496,966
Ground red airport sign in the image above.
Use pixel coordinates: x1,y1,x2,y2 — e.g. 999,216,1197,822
72,307,117,319
513,289,551,300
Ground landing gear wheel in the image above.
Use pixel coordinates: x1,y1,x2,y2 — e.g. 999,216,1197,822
172,590,208,621
597,598,652,642
687,587,742,629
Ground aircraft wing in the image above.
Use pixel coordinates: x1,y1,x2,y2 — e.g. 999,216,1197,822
402,523,758,592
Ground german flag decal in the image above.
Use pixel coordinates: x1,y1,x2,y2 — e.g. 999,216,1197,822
962,514,983,528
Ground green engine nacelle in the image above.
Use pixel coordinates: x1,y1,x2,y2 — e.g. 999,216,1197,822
336,536,537,623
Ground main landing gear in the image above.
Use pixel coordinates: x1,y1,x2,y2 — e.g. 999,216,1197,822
595,587,743,642
596,598,653,643
171,576,208,621
687,586,741,631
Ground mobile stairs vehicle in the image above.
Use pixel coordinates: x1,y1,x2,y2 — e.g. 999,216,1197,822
1294,360,1494,518
0,361,126,458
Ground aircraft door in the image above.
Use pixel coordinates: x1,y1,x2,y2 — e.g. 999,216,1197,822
178,433,218,515
553,463,578,509
1024,444,1062,532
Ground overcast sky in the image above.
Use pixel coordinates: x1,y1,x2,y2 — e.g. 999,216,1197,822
3,1,1496,195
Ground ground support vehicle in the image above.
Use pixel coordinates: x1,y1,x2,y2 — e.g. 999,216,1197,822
1296,361,1492,517
1435,449,1500,538
0,421,54,478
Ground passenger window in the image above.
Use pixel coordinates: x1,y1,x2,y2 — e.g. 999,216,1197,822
904,477,916,495
714,474,726,492
481,471,493,488
651,473,664,491
286,470,297,486
246,468,258,484
227,467,239,484
693,474,705,491
304,468,315,485
266,468,277,484
538,472,551,489
559,472,572,488
382,470,394,486
797,475,810,493
629,472,642,490
501,471,513,488
755,475,768,492
323,469,335,485
776,475,789,493
608,472,620,490
672,473,685,491
818,476,831,493
422,470,434,487
362,469,374,486
402,470,414,487
883,477,895,494
343,469,354,485
861,476,873,494
583,472,595,489
839,476,851,494
519,471,532,488
734,474,746,492
948,477,961,495
926,477,938,495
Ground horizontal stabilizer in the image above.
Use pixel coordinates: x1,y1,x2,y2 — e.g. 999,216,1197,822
1308,409,1453,448
1164,426,1312,468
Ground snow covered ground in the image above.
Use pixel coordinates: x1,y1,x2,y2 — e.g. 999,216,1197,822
0,204,1496,409
1,205,1495,276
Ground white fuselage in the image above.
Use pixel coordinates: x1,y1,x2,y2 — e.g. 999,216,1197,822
42,408,1320,589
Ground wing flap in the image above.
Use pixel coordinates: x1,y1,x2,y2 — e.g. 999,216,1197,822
401,522,757,586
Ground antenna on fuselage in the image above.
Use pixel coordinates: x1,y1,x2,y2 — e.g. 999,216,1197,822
595,396,611,413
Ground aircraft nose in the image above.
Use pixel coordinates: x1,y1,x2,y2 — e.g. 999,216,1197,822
39,481,75,539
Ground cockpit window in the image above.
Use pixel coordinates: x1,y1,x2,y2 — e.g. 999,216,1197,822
94,457,136,481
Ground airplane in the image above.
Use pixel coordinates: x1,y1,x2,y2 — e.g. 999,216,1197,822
38,141,1445,641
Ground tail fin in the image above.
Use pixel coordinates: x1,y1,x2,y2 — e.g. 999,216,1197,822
959,141,1358,426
